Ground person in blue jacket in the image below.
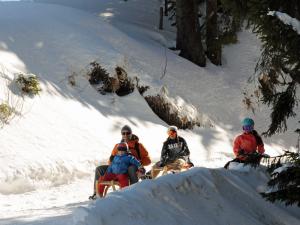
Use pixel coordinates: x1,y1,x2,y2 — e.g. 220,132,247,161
97,142,145,197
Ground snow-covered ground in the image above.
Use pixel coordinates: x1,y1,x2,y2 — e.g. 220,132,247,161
0,0,299,224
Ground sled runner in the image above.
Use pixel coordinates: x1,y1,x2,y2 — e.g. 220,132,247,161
149,162,192,179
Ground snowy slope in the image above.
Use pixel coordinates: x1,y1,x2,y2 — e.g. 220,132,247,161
0,0,299,224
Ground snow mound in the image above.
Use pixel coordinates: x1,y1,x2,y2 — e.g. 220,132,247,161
74,168,300,225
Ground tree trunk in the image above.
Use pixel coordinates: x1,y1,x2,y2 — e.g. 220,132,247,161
165,0,168,16
159,7,164,30
176,0,206,67
206,0,221,65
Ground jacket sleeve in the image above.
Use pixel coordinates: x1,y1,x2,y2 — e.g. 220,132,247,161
160,142,169,164
138,143,151,166
108,144,118,164
180,138,190,156
128,155,142,168
233,136,241,157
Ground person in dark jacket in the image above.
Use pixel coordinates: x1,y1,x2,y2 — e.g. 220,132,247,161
97,142,145,197
150,126,193,178
89,125,151,200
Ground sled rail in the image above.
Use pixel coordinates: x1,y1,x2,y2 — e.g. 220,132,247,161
96,180,121,197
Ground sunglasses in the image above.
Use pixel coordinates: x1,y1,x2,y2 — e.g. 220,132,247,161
168,130,177,135
122,132,131,135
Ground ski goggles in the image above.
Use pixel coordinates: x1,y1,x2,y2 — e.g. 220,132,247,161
168,130,177,136
122,131,132,136
243,125,254,132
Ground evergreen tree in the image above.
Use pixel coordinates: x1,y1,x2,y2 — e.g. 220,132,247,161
261,149,300,207
206,0,222,65
176,0,206,66
246,0,300,136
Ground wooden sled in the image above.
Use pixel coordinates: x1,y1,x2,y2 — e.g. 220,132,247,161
150,163,191,179
96,180,121,197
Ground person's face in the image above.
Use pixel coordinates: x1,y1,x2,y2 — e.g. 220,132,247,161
121,130,132,141
168,130,177,139
117,150,126,155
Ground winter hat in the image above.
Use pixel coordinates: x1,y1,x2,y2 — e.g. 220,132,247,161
242,118,254,132
121,125,132,134
168,126,178,133
117,142,129,151
242,118,254,126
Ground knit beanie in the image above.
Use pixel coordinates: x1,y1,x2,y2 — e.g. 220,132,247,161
117,142,129,151
168,126,178,132
121,125,132,134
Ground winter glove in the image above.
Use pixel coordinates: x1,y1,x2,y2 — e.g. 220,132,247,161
187,162,194,168
158,161,165,167
138,167,146,175
137,167,146,178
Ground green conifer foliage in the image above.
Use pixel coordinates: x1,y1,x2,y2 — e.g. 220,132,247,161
262,150,300,207
247,0,300,136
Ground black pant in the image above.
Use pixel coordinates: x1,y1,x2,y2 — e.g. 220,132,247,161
93,164,138,194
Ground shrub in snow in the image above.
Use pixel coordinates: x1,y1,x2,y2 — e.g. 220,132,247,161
114,66,134,96
144,87,211,129
261,150,300,207
88,61,110,86
0,102,13,124
88,62,134,96
135,77,149,96
68,73,76,86
16,73,41,95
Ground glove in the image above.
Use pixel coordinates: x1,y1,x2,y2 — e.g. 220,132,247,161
158,161,165,167
138,167,146,175
187,162,194,168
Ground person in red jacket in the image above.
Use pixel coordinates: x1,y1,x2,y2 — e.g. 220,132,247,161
233,117,265,162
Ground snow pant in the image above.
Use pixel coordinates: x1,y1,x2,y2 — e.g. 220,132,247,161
93,164,138,194
151,158,186,178
98,173,129,197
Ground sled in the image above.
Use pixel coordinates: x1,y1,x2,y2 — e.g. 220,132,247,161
96,180,121,197
224,153,270,170
150,162,192,178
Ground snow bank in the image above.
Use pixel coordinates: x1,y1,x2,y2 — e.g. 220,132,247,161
74,168,300,225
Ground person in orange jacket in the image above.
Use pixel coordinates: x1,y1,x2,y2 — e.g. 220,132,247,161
233,117,265,161
224,118,265,169
89,125,151,200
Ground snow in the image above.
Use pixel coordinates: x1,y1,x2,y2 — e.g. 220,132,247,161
268,11,300,35
74,168,299,225
0,0,299,225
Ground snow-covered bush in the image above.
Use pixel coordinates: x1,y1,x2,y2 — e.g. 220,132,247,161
0,102,13,124
135,77,149,96
88,62,134,96
144,87,212,129
16,73,41,95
